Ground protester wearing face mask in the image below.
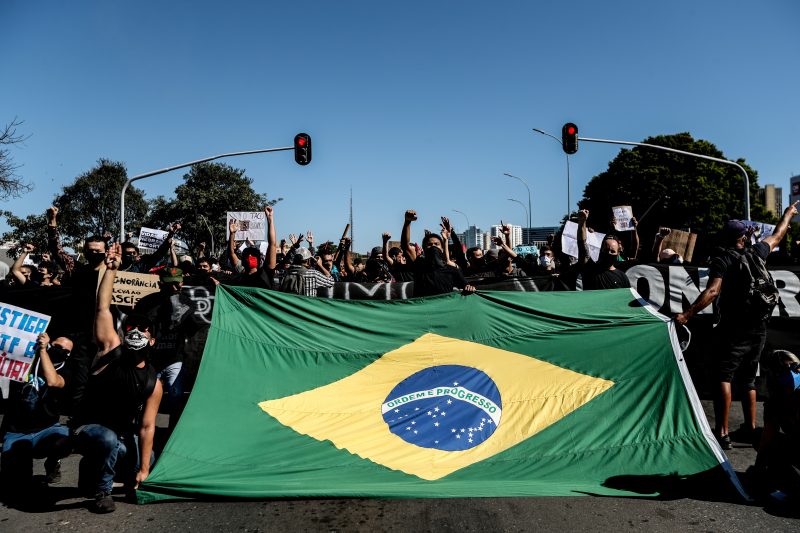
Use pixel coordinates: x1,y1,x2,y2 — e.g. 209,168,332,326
576,209,631,290
228,205,277,289
70,243,163,513
401,210,475,297
0,332,75,510
538,246,557,272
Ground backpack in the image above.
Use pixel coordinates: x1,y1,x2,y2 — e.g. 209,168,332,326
732,248,780,321
279,266,307,295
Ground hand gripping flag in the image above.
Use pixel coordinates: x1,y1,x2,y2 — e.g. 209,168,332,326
139,286,739,501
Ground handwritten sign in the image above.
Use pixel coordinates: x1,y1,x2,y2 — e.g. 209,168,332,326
612,205,635,232
112,271,160,307
0,302,51,382
227,211,266,242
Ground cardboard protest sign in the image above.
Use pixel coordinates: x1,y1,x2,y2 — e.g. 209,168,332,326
139,227,169,254
561,221,604,262
660,229,697,262
112,271,160,307
612,205,635,232
0,302,51,382
227,211,266,242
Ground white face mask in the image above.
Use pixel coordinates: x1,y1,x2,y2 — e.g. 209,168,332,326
123,328,150,351
539,255,553,267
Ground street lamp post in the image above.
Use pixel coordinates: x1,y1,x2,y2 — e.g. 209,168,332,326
577,135,751,220
503,173,532,230
452,209,470,229
532,128,571,219
119,145,293,242
507,199,529,243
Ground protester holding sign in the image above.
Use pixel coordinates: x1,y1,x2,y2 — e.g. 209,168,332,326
0,331,74,510
576,209,631,290
228,205,277,289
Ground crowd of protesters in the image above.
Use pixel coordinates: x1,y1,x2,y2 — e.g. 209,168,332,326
1,201,799,512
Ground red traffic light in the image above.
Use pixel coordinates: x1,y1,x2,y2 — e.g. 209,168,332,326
562,123,578,154
294,133,312,165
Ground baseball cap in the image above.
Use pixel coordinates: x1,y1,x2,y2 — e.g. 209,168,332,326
159,267,184,282
721,220,747,241
295,247,312,261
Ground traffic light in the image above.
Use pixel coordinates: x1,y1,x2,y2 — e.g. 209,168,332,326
294,133,312,165
562,123,578,154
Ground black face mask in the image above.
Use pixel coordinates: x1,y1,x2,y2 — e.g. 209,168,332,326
424,247,446,268
598,251,616,267
471,257,486,268
85,250,106,267
122,253,137,267
47,345,70,366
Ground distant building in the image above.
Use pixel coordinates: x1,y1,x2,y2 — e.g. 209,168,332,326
458,225,484,249
758,184,782,218
523,226,560,245
488,224,523,249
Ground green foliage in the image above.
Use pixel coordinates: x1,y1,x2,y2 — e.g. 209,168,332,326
579,133,773,257
53,159,149,247
0,210,48,259
141,162,281,256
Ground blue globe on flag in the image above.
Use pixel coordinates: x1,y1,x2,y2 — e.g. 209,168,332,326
381,365,502,451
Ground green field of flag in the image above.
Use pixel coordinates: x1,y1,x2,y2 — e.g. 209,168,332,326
139,286,736,501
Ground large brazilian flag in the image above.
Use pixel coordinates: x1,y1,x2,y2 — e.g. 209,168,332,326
138,285,739,501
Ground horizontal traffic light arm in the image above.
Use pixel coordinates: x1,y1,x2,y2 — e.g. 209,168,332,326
578,136,750,220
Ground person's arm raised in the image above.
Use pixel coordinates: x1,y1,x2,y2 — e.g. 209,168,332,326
576,209,590,265
11,243,34,285
762,200,799,252
265,205,277,270
95,243,122,356
402,210,418,261
228,220,241,269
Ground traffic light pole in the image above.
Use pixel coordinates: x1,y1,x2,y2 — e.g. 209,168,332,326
119,145,292,243
578,136,751,221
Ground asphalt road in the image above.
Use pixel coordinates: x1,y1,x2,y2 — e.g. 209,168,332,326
1,401,798,532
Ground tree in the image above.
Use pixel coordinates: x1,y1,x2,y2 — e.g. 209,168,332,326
53,159,149,248
0,118,33,200
141,162,281,256
578,133,773,258
0,210,48,259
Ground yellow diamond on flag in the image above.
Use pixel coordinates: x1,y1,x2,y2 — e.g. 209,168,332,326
259,333,614,480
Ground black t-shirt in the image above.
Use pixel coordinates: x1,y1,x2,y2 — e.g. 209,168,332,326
412,258,467,297
134,291,197,371
71,346,156,435
5,362,73,434
580,261,631,290
708,241,770,324
232,266,275,290
390,262,414,283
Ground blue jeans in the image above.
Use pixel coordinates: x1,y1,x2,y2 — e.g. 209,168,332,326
73,424,153,494
158,361,184,425
1,424,70,486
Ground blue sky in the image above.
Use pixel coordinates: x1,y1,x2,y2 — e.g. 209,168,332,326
2,1,798,251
